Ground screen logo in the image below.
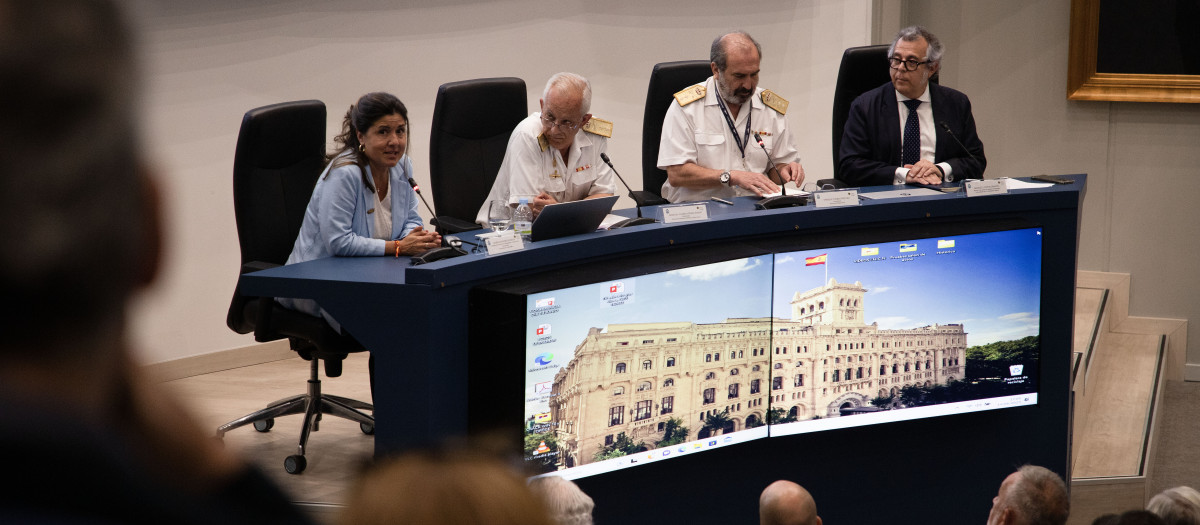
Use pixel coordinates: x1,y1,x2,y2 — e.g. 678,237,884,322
534,381,553,395
938,239,956,249
860,247,879,256
535,297,556,308
534,412,552,424
899,243,917,252
536,323,552,336
609,282,625,294
534,352,553,366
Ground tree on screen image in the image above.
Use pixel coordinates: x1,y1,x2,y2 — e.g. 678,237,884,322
524,429,560,473
766,406,797,425
656,417,690,447
966,335,1040,383
593,432,647,462
697,410,735,438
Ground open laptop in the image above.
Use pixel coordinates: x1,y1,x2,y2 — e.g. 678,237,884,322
530,195,619,242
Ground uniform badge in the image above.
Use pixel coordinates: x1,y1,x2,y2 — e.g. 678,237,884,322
674,85,706,106
760,89,789,115
537,133,550,152
582,117,613,138
575,164,591,172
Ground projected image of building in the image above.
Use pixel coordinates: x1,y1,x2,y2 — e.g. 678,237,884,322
549,278,966,469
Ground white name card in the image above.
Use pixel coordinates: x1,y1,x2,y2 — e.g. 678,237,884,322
661,203,709,224
964,179,1008,197
814,189,860,208
484,232,524,255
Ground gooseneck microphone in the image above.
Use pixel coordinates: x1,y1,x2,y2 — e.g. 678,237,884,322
406,176,467,265
599,153,656,228
752,132,807,209
937,121,980,182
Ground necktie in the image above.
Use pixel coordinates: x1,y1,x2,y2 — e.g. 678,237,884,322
902,99,921,166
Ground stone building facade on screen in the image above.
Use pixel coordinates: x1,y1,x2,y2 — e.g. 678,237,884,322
549,278,967,468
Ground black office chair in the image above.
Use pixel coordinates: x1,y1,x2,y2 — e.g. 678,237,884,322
220,100,374,475
428,77,527,234
640,60,712,204
830,44,939,185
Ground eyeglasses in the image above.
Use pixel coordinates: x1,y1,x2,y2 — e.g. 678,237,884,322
889,57,932,72
540,114,581,131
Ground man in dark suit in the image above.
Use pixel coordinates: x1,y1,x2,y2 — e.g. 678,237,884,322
837,26,986,187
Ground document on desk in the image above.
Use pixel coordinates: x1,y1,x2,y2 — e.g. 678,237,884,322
858,187,943,200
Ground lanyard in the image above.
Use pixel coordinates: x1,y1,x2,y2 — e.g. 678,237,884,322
715,92,751,161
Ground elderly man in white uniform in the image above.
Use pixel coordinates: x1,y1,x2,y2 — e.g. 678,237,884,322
476,72,616,225
658,31,805,203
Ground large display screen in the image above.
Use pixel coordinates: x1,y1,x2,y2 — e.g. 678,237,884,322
521,227,1043,480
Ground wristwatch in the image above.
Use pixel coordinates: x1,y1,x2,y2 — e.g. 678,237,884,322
719,170,731,185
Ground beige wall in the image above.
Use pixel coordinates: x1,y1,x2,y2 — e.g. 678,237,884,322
128,0,1200,375
903,0,1200,377
126,0,875,364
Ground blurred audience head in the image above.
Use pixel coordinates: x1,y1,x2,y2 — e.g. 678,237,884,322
0,0,158,355
759,480,822,525
987,464,1069,525
338,451,554,525
1094,510,1169,525
527,475,594,525
1148,486,1200,525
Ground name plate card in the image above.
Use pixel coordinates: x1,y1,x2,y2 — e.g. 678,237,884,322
813,189,860,208
661,203,709,224
964,179,1008,197
484,232,525,255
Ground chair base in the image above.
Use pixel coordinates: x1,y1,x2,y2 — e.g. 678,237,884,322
215,358,373,474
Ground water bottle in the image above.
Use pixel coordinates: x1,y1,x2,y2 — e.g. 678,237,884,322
513,197,533,242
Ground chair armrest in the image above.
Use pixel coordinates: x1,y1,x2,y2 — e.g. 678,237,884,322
630,190,670,207
431,215,482,234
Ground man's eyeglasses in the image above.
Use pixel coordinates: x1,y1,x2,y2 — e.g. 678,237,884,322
540,114,581,131
889,57,932,72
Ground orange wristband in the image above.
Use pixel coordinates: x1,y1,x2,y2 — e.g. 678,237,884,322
393,240,400,258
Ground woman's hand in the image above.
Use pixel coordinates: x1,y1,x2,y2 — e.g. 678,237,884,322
395,226,442,255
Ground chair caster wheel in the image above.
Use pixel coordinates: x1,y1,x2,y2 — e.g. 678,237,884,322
360,422,375,435
253,418,274,432
284,454,307,474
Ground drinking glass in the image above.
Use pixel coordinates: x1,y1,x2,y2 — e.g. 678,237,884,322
487,200,512,232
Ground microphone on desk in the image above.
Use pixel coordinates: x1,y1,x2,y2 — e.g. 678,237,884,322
406,177,467,265
599,153,656,228
937,121,980,183
752,132,807,209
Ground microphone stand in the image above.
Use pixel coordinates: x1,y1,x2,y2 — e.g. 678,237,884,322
752,133,807,209
406,177,467,265
937,121,980,184
599,153,656,228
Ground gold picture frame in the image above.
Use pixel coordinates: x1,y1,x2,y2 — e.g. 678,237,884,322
1068,0,1200,103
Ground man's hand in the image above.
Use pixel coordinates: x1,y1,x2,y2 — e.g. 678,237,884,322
730,170,780,197
396,226,442,255
775,162,806,188
904,159,942,185
532,191,558,218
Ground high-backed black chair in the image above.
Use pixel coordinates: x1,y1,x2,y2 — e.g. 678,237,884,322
640,60,712,204
830,44,939,184
428,77,527,233
221,100,374,475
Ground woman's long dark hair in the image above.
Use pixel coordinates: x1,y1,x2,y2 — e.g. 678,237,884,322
327,92,409,192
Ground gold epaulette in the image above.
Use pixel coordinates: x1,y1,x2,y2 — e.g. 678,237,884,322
673,84,706,106
537,133,549,152
582,117,613,138
760,89,788,115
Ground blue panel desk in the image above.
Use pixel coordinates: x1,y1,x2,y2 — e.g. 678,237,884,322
239,175,1086,456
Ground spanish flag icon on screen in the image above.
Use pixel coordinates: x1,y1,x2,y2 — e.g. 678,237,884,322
938,239,955,249
805,254,827,266
899,243,917,252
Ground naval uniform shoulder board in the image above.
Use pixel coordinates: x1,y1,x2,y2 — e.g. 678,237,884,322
582,117,613,138
760,89,789,115
673,84,706,106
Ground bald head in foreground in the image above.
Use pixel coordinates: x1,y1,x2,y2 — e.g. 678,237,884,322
760,480,822,525
986,464,1070,525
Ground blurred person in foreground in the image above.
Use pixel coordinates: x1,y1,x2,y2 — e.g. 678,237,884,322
759,480,822,525
1094,510,1168,525
0,1,312,523
528,475,594,525
986,464,1069,525
338,451,554,525
1147,486,1200,525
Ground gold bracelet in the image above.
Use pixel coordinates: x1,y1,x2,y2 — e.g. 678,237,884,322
393,240,400,258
